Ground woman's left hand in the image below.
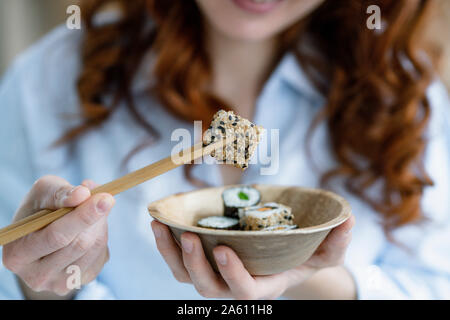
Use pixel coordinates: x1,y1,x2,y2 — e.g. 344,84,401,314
151,215,355,300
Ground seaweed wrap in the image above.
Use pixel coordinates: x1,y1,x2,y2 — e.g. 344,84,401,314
222,186,261,218
197,216,239,230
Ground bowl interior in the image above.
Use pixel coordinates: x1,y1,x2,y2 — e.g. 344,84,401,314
148,184,350,233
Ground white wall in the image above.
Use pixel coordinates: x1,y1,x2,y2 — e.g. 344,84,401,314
0,0,77,74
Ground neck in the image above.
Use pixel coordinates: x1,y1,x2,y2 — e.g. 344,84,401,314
205,24,279,119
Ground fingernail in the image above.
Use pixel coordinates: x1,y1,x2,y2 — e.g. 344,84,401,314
214,251,227,266
55,186,77,207
96,196,113,214
68,185,83,196
152,226,161,239
181,237,193,254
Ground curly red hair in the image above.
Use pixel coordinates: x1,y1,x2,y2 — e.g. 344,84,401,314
60,0,437,234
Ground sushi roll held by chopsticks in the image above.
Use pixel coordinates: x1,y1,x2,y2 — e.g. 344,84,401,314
202,110,264,170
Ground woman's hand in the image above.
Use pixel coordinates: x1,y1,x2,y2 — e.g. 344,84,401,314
151,215,355,300
2,175,115,297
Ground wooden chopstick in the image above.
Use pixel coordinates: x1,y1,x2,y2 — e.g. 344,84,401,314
0,141,222,246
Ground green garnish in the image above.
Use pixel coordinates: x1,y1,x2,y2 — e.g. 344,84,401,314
238,191,249,200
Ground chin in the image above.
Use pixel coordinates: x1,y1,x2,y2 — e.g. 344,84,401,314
212,20,281,42
196,0,322,43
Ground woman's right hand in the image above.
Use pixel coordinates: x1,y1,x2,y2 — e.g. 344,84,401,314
2,175,115,297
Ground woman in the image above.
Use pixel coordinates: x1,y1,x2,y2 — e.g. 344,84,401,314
0,0,449,299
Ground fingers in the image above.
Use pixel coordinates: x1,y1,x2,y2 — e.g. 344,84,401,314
151,221,191,283
16,176,91,220
15,193,115,263
33,217,108,276
320,215,355,254
79,246,110,285
152,222,311,300
48,247,109,297
152,222,230,298
52,230,109,296
212,246,257,300
3,176,112,296
334,214,355,234
75,219,109,284
180,233,229,298
80,247,109,284
305,215,355,268
18,217,109,294
81,179,100,191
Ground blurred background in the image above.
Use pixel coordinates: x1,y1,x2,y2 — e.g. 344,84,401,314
0,0,77,73
0,0,449,91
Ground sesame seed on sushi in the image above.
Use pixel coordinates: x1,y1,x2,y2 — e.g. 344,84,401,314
202,110,264,170
222,186,261,218
197,216,239,230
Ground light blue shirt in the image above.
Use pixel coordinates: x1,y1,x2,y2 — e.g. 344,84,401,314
1,25,449,300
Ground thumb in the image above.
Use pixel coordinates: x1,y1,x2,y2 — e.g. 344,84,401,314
15,175,91,221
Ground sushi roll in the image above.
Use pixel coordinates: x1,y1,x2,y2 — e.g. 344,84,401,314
239,202,294,231
262,224,298,231
202,110,265,170
197,216,239,230
222,186,261,218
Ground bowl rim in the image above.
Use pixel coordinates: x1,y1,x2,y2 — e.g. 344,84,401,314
148,184,352,236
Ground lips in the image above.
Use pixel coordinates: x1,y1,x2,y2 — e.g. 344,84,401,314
251,0,279,3
231,0,283,14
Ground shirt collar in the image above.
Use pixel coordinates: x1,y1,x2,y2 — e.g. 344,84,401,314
273,52,324,103
131,50,323,103
131,49,156,95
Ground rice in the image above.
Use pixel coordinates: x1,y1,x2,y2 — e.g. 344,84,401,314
222,186,261,218
239,202,294,231
261,224,298,231
202,110,264,170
